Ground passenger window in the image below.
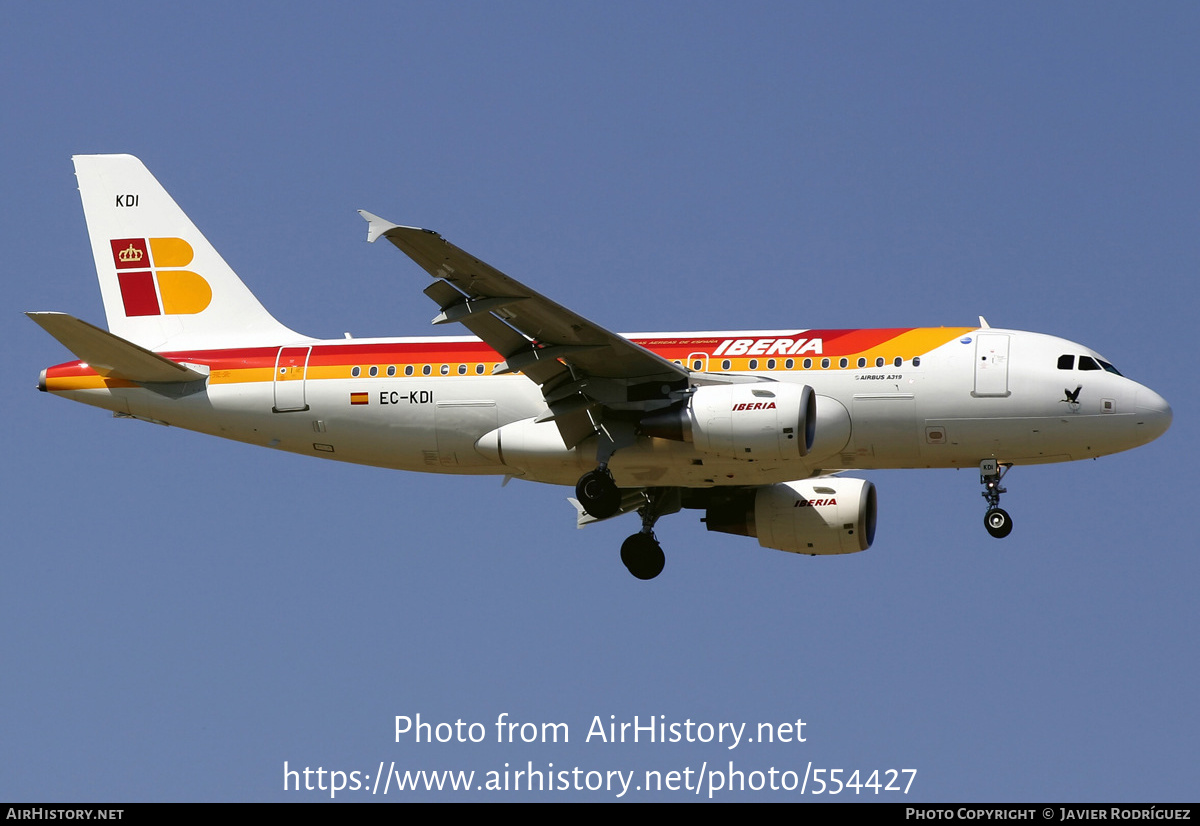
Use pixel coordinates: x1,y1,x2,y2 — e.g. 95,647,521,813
804,358,813,369
839,358,848,368
893,357,902,367
912,357,921,367
785,358,794,369
1058,355,1075,370
748,359,758,370
875,357,885,367
387,365,396,377
351,366,361,377
369,366,378,377
821,358,830,369
422,365,431,376
721,359,731,370
766,359,776,370
458,364,467,375
405,365,414,376
857,357,866,368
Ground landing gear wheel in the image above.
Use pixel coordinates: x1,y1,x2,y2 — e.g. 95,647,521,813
620,533,665,580
984,507,1013,539
576,469,620,519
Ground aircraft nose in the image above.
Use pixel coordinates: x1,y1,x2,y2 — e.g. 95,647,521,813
1134,386,1172,444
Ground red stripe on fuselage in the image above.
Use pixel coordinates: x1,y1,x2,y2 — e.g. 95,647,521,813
44,328,934,379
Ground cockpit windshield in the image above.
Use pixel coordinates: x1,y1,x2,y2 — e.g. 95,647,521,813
1058,354,1123,377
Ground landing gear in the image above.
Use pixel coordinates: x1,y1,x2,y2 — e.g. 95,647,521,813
979,459,1014,539
621,532,665,580
576,426,679,579
984,507,1013,539
619,488,681,580
576,466,620,519
577,421,638,520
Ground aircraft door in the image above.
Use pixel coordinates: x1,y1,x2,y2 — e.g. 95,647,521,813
686,352,709,372
973,334,1011,397
273,346,311,412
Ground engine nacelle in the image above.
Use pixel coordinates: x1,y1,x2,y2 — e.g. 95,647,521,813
642,382,815,461
704,477,877,555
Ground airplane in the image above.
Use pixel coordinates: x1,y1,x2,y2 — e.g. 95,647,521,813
29,155,1173,579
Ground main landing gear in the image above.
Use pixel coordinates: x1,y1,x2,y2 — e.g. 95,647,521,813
576,425,679,579
619,488,680,580
621,532,664,580
980,459,1013,539
574,466,663,578
575,466,621,519
575,466,678,580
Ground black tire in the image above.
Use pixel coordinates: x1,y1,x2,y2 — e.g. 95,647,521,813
620,533,665,580
984,507,1013,539
576,469,621,519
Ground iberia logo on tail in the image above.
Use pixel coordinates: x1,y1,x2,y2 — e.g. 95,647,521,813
109,237,212,316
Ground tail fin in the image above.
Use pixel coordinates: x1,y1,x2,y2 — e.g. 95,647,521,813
73,154,303,351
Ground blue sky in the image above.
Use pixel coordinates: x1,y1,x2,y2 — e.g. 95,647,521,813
2,2,1195,802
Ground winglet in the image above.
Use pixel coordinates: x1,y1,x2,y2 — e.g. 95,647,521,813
357,210,402,244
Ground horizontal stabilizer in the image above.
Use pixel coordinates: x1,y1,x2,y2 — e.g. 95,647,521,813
27,312,208,383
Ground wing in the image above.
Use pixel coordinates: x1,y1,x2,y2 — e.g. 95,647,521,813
360,211,690,449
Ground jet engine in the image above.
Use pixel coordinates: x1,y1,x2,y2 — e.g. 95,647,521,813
641,383,815,461
703,477,877,555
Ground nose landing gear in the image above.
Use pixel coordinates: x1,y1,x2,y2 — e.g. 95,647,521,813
980,459,1013,538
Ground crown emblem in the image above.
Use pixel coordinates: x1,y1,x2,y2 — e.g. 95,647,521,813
118,244,144,263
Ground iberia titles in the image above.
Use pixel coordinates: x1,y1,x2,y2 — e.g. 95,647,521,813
712,337,823,356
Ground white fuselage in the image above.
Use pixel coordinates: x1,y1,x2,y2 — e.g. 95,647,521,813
43,327,1172,490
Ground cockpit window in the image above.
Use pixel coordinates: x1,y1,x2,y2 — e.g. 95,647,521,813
1059,353,1123,375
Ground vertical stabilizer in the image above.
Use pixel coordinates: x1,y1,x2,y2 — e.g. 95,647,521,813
73,154,304,351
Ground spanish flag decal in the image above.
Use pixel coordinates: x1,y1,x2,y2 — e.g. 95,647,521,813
350,392,369,405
